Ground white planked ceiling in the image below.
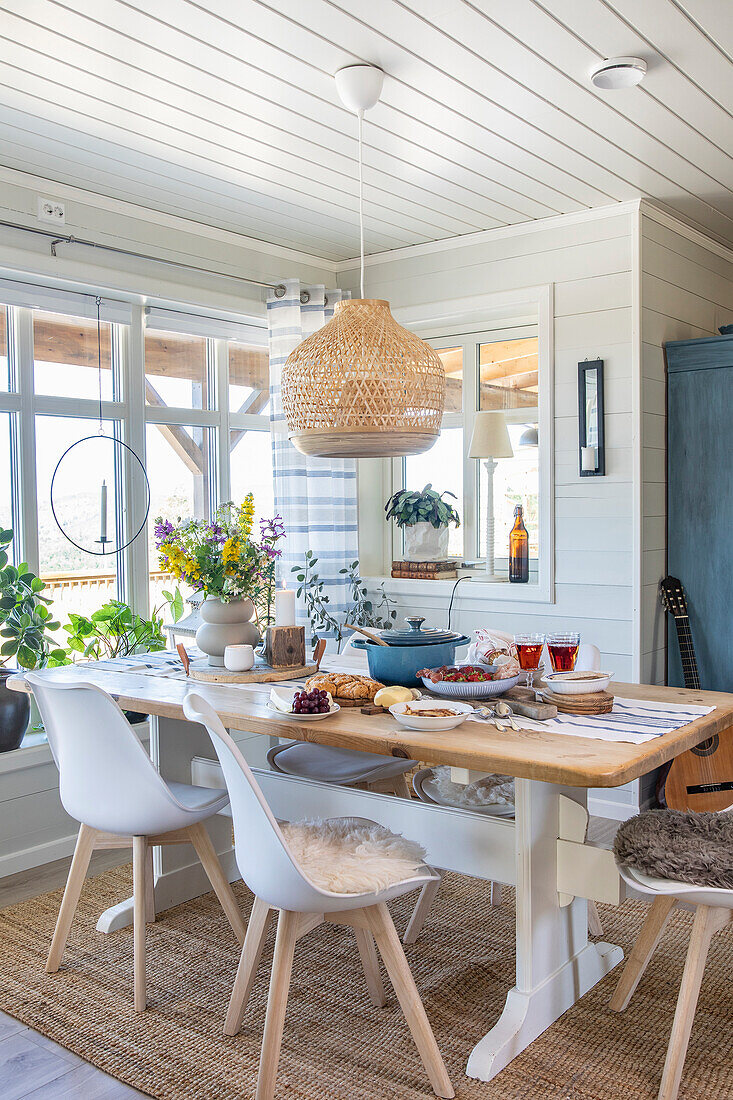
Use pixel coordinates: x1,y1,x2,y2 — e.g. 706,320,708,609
1,0,733,260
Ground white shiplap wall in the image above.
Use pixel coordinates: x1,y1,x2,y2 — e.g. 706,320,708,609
640,211,733,685
340,204,639,681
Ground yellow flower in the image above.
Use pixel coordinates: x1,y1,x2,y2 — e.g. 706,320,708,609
239,494,255,537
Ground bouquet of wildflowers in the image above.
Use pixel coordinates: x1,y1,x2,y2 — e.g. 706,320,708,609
155,496,285,618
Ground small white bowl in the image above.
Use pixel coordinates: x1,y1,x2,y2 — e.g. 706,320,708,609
544,671,614,695
389,699,474,731
267,701,340,722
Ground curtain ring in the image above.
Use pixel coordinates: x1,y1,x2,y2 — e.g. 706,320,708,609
300,290,310,304
273,284,287,298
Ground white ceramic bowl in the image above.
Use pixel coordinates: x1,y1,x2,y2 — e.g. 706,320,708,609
266,701,340,722
420,673,521,700
544,671,614,695
389,699,474,731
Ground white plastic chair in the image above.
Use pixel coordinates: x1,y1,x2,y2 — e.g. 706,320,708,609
266,740,416,797
611,858,733,1100
183,691,454,1100
26,675,247,1012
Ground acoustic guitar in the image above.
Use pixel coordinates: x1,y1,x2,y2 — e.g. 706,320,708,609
659,576,733,812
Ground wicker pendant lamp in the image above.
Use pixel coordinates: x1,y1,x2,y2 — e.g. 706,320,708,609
281,65,445,459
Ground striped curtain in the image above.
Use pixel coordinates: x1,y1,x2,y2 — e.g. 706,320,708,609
267,280,357,641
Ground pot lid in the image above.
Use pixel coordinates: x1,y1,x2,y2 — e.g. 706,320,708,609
381,616,461,646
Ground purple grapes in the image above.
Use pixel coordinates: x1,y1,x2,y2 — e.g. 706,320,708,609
292,689,330,715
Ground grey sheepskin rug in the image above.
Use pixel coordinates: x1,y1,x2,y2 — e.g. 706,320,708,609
614,809,733,889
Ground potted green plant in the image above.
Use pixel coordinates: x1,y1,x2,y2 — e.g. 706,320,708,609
385,483,460,561
0,529,67,752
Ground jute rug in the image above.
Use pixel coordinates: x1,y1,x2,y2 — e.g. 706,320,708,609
0,867,731,1100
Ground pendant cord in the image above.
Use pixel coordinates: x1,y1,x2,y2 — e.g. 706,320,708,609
96,295,104,434
358,110,365,299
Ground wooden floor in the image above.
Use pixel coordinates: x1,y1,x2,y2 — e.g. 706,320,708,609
0,816,620,1099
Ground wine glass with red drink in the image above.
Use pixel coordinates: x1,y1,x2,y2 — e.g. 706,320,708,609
547,632,580,673
514,633,545,689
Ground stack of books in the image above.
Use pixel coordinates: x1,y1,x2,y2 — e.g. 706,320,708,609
391,559,459,580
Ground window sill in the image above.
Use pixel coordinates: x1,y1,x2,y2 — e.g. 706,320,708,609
367,573,554,605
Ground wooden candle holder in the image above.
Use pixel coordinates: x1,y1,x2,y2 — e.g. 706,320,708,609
265,625,306,669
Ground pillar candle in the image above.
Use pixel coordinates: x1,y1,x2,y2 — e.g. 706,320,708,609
274,584,296,627
100,479,108,541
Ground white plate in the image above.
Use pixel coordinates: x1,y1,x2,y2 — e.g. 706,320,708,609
420,673,521,699
389,699,474,731
266,701,340,721
544,671,614,695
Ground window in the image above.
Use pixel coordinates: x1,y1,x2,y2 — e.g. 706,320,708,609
146,423,214,609
35,415,121,638
394,320,546,589
229,341,270,415
0,305,10,391
230,428,274,527
33,311,117,401
145,329,210,411
0,412,15,537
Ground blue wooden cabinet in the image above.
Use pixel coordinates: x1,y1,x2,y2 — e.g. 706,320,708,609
665,334,733,693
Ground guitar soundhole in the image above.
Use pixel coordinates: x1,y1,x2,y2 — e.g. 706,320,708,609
691,736,719,758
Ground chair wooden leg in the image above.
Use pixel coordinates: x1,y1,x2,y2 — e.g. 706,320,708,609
224,897,275,1037
187,822,247,945
144,841,156,924
588,900,603,938
403,873,443,945
354,927,386,1007
365,903,454,1099
490,881,503,907
610,896,677,1012
46,824,97,974
390,773,412,799
657,905,730,1100
132,835,147,1013
255,909,299,1100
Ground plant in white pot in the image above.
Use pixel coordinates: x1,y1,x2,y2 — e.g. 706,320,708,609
385,484,460,562
155,497,285,666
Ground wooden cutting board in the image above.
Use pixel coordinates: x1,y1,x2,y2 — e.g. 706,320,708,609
540,689,614,715
500,685,558,720
190,660,316,684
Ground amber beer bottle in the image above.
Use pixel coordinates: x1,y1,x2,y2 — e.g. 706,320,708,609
509,504,529,583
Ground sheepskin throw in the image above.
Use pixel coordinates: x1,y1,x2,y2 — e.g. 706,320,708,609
280,817,427,894
614,809,733,889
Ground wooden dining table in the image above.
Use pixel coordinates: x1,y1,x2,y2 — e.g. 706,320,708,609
11,660,733,1085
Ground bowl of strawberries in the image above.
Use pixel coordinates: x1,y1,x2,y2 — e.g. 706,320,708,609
418,663,521,699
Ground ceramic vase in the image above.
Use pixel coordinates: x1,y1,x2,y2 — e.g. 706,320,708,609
403,522,450,562
195,597,260,667
0,669,30,752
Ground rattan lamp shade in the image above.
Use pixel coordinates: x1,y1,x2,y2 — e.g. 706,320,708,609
281,298,446,458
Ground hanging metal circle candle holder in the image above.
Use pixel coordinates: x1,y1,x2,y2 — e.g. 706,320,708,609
50,296,150,556
280,65,445,459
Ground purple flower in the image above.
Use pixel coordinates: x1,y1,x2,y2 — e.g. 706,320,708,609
154,519,174,545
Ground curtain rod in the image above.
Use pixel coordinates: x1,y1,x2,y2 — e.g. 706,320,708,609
0,218,288,296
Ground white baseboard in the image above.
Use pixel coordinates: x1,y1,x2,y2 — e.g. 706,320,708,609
0,832,78,879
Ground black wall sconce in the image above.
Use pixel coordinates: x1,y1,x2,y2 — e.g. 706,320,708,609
578,359,605,477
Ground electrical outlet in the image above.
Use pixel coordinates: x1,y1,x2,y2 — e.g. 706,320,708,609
37,196,66,225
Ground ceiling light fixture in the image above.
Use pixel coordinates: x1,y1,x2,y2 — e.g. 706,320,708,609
280,63,446,458
590,56,647,90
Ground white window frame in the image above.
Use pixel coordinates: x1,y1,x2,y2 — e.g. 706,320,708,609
0,284,271,618
358,283,555,605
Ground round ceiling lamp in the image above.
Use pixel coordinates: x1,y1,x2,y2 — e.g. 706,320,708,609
280,64,446,459
51,296,150,556
590,56,647,90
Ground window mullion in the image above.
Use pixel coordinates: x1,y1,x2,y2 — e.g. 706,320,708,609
214,337,229,509
13,308,39,572
125,305,150,616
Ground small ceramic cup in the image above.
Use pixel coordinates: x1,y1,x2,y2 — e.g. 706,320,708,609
224,644,255,673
